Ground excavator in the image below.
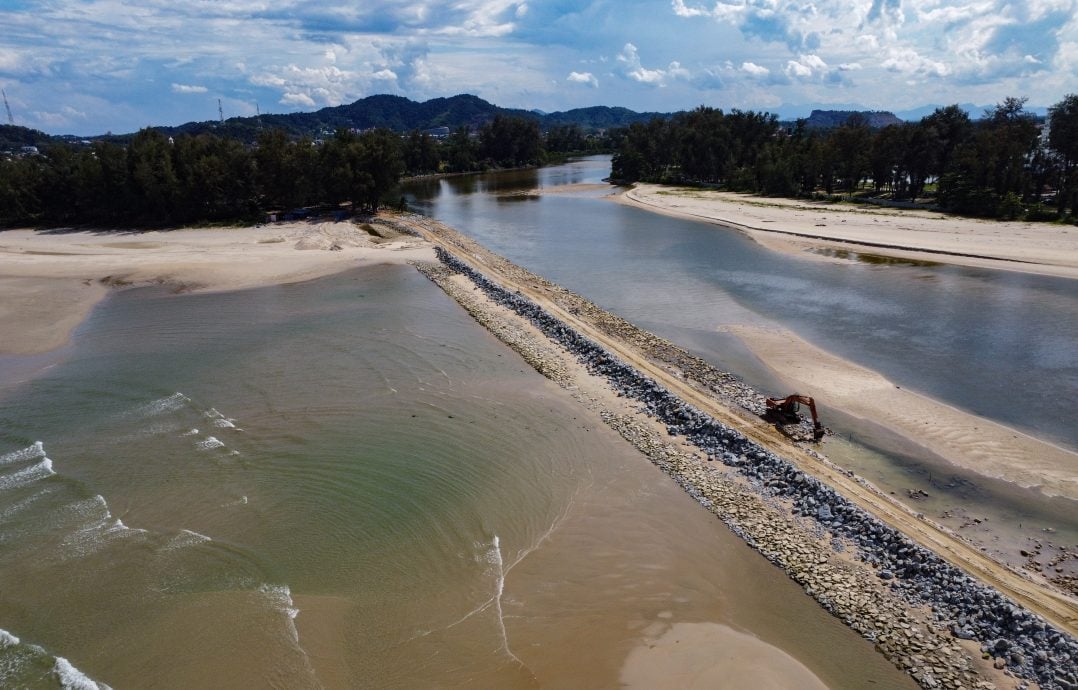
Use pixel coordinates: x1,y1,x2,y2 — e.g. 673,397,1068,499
765,394,826,441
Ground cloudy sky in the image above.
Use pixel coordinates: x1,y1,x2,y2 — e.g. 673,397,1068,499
1,0,1075,135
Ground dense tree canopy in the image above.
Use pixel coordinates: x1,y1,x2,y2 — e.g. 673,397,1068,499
0,114,563,227
612,97,1078,221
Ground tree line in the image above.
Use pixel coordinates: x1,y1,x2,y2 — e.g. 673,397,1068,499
0,115,602,227
610,95,1078,220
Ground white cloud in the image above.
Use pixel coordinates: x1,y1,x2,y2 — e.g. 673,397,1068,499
740,61,770,76
881,47,952,77
616,43,689,86
280,91,316,107
171,83,208,94
567,70,598,87
784,54,827,78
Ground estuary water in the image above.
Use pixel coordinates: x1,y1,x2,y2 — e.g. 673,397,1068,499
0,264,915,687
405,156,1078,557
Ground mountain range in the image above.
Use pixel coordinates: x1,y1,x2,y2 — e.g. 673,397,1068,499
0,94,1050,149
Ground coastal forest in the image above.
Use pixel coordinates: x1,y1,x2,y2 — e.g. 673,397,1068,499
0,115,586,227
1,95,1076,227
612,95,1078,221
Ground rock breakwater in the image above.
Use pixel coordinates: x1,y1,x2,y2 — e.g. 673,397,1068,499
418,241,1077,690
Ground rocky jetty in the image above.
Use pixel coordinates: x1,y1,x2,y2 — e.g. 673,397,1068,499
421,243,1078,690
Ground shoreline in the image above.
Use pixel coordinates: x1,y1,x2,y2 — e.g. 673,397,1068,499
618,184,1078,280
0,220,433,356
396,213,1077,689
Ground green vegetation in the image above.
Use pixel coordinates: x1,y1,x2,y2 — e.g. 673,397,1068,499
0,113,605,227
611,96,1078,221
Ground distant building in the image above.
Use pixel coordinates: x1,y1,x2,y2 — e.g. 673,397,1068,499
424,126,450,138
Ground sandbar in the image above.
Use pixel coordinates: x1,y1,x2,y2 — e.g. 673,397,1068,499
0,220,433,355
620,184,1078,279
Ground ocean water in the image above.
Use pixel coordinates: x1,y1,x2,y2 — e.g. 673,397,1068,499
0,264,916,688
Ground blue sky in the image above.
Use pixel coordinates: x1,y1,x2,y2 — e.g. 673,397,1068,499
1,0,1075,135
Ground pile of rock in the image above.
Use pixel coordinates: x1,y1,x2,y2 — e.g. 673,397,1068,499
432,245,1078,690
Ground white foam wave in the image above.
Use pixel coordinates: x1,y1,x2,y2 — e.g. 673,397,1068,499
196,436,224,450
163,529,212,552
54,656,112,690
0,441,45,467
488,535,524,667
181,428,199,436
203,407,223,419
259,584,300,627
212,418,236,429
222,495,248,507
60,496,147,558
132,392,189,418
0,628,19,647
0,458,55,491
0,487,57,522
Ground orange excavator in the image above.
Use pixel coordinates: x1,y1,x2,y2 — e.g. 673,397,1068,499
765,394,825,441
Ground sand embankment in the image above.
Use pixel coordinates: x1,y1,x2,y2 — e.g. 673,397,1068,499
399,213,1077,689
620,184,1078,279
0,221,433,355
721,324,1078,500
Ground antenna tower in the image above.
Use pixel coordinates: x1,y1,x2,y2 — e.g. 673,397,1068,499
218,98,224,124
256,102,263,130
2,89,13,126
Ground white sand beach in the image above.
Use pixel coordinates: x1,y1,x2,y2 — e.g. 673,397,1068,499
620,184,1078,279
0,220,433,355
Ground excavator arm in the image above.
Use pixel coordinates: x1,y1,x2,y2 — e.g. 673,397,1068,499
765,394,825,440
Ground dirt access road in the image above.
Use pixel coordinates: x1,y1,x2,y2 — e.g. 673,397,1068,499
395,212,1078,638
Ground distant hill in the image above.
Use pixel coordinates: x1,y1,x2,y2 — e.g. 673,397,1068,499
0,124,55,151
803,110,903,129
138,94,666,144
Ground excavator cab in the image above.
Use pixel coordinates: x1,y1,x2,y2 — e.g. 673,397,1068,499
765,394,825,441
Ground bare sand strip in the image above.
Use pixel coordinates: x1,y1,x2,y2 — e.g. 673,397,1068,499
398,213,1077,688
0,220,433,355
721,324,1078,501
620,184,1078,279
617,184,1078,502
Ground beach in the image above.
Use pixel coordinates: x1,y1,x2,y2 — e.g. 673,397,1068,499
619,184,1078,279
0,220,433,355
1,206,1075,687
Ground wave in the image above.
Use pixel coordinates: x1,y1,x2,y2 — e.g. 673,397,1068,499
130,392,189,418
0,627,111,690
54,656,112,690
0,457,54,491
162,529,212,552
196,436,225,451
0,441,45,467
60,495,147,559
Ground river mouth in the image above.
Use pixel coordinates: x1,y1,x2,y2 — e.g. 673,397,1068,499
404,155,1078,582
0,263,918,688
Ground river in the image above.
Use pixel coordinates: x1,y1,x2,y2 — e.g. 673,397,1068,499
405,155,1078,562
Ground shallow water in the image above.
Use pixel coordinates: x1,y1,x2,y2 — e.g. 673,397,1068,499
0,265,915,688
407,157,1078,449
405,157,1078,560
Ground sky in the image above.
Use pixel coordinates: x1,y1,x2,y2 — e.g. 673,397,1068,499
1,0,1075,135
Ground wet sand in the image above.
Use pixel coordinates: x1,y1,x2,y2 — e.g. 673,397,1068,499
0,221,433,355
619,184,1078,279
